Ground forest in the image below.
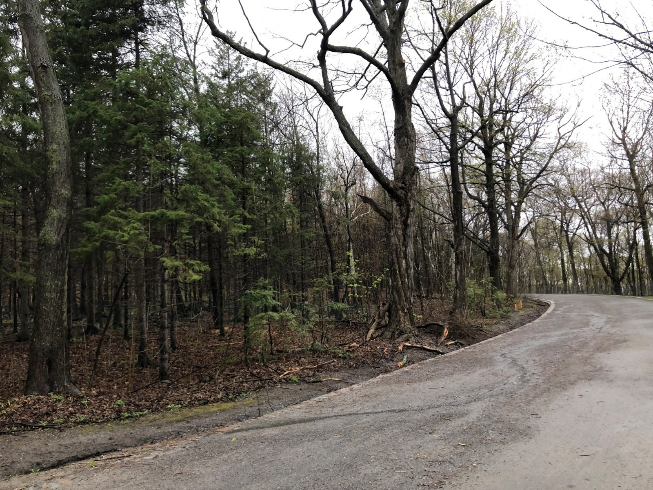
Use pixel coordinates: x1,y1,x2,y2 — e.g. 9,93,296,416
1,0,653,417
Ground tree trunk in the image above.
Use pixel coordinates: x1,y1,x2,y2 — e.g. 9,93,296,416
169,225,179,349
486,178,501,290
449,110,467,316
531,226,549,294
635,238,646,296
383,29,418,338
158,244,169,381
112,259,122,329
17,181,30,342
315,187,339,303
122,269,130,340
84,253,97,335
629,158,653,295
386,197,416,337
558,223,569,294
564,229,581,294
135,253,149,367
84,151,98,336
207,230,224,335
19,0,77,394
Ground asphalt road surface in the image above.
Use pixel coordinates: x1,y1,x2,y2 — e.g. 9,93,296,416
5,294,653,490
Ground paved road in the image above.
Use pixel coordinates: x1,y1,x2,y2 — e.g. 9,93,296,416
5,295,653,490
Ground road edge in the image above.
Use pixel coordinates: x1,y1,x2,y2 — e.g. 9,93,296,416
0,299,555,482
294,297,556,403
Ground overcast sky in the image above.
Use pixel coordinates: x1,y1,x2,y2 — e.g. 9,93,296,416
205,0,651,153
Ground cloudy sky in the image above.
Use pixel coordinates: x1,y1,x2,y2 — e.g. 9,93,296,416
204,0,650,151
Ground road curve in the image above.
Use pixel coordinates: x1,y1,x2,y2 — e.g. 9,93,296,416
5,295,653,490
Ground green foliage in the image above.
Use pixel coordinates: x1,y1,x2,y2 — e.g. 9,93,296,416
310,342,326,352
466,277,512,318
242,281,296,360
331,346,351,359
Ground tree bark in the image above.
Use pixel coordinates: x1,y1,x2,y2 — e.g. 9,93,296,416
315,186,339,304
158,243,169,381
207,230,224,335
485,146,501,291
84,151,98,336
19,0,78,394
564,226,581,293
17,181,30,342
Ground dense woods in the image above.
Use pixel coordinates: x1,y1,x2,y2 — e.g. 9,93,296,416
2,0,653,397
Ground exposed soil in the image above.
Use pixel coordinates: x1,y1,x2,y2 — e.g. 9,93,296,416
0,297,548,479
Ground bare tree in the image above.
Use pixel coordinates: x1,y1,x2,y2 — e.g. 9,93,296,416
419,4,471,317
553,1,653,84
199,0,493,336
603,69,653,294
568,164,637,296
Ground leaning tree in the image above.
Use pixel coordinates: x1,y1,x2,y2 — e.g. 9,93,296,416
200,0,493,337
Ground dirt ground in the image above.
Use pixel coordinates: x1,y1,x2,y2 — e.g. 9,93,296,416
0,297,548,479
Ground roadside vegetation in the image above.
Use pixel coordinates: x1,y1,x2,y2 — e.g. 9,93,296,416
0,0,651,417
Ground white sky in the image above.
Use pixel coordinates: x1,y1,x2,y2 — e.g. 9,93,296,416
203,0,651,154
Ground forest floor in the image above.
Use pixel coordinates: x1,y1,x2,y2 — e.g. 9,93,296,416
0,297,548,479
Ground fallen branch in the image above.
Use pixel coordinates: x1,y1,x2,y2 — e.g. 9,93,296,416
279,360,336,378
398,342,445,355
366,302,390,342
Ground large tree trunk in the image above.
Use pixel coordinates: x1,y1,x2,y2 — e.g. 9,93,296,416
450,125,467,315
485,150,501,291
382,25,419,339
386,196,416,336
19,0,77,394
